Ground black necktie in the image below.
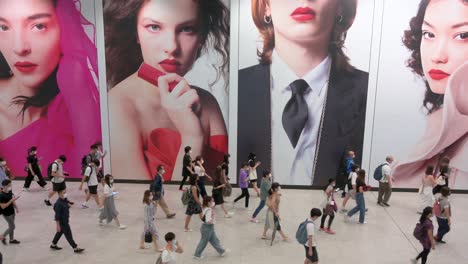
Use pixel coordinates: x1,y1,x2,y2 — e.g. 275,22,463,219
282,79,309,148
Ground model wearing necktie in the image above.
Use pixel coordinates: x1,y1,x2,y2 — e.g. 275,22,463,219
282,79,310,148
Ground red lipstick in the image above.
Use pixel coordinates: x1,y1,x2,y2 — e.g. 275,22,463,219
159,59,181,73
14,61,38,73
428,69,450,81
291,7,316,22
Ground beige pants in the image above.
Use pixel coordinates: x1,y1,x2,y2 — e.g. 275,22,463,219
153,196,172,216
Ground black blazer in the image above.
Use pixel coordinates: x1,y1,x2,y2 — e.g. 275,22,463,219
237,62,368,187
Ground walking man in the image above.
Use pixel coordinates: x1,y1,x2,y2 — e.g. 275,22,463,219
45,155,68,206
377,156,394,207
151,165,176,218
50,188,84,253
0,180,20,245
179,146,194,191
79,159,101,209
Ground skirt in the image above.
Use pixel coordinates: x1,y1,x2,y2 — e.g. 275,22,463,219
213,188,224,205
99,196,119,223
185,200,202,216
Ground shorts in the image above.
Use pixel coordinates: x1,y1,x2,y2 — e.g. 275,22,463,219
250,179,257,183
304,246,318,262
88,185,98,195
52,182,66,192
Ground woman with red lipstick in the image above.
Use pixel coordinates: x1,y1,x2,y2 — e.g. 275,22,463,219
104,0,229,181
393,0,468,188
238,0,368,187
0,0,100,178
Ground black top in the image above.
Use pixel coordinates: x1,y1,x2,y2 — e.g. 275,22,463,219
27,154,41,175
237,63,368,186
356,178,366,193
54,198,70,224
0,192,15,216
221,162,229,177
151,173,164,200
182,154,192,176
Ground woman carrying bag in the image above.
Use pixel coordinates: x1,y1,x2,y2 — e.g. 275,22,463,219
320,179,337,234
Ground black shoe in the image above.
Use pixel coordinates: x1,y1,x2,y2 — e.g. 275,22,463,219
1,239,7,245
50,245,63,250
9,239,20,244
68,201,75,205
44,200,52,206
377,202,383,206
436,239,446,244
74,248,85,253
383,203,390,207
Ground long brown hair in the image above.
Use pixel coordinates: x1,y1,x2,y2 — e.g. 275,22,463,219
251,0,358,73
142,190,151,205
103,0,230,89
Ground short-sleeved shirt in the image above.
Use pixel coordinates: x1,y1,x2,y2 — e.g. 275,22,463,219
51,162,64,183
202,207,215,224
239,169,249,188
420,219,434,249
161,249,177,264
0,192,15,216
437,196,451,219
27,154,40,174
84,166,98,186
194,165,205,177
221,163,229,177
304,219,317,247
104,184,114,197
0,168,8,183
348,172,357,186
182,154,191,176
381,163,392,183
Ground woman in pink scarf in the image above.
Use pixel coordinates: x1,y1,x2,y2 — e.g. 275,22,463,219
394,0,468,188
0,0,100,178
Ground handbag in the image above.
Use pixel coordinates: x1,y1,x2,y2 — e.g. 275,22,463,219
223,182,232,197
144,231,153,243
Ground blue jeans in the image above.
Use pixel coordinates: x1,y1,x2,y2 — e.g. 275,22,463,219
252,200,266,218
194,224,225,257
347,192,365,223
436,217,450,241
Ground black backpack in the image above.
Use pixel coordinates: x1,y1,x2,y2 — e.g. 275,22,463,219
47,162,58,180
81,154,91,169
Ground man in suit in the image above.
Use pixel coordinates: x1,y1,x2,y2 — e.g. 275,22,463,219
237,0,368,187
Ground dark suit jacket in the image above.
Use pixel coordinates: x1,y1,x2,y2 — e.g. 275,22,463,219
237,62,368,187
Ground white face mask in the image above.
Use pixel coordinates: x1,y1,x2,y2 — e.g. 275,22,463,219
0,161,6,166
63,193,68,199
6,187,12,192
209,202,215,207
149,196,153,201
160,170,165,174
110,179,114,183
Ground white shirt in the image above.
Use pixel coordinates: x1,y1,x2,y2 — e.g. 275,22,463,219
349,172,358,186
194,165,205,177
381,163,392,183
161,249,177,264
271,51,331,185
202,207,215,224
304,219,317,247
103,184,114,197
51,162,64,183
84,166,98,186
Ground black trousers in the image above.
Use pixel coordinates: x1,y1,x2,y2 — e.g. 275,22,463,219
179,175,190,190
234,188,250,208
416,248,430,264
197,177,207,198
52,223,77,249
23,171,47,188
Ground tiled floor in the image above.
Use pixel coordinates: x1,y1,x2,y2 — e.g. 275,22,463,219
1,181,467,264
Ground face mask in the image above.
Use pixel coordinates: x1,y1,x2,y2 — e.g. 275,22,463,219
210,202,215,207
149,196,153,201
201,160,204,164
110,179,114,183
0,162,5,167
160,170,165,174
189,151,192,155
172,240,177,248
63,193,68,199
7,187,12,192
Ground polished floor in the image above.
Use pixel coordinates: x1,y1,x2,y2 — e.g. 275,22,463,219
1,181,467,264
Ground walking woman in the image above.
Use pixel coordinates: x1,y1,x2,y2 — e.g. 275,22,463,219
212,166,232,218
248,159,261,197
262,182,289,241
320,179,337,234
233,163,250,208
194,156,212,198
418,166,437,214
411,207,436,264
23,147,47,191
184,175,203,232
345,170,367,224
193,196,227,259
140,190,162,252
99,174,126,229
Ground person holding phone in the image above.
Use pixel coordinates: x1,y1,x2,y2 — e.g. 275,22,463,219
319,179,337,235
0,180,20,245
104,0,229,182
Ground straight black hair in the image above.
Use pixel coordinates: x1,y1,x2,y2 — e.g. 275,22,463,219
419,206,433,224
310,208,322,218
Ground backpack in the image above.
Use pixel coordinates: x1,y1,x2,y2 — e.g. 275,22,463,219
81,154,91,170
296,219,313,245
413,222,426,241
181,188,191,206
47,162,58,180
373,163,387,181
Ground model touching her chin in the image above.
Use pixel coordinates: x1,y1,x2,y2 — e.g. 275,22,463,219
104,0,229,180
238,0,368,186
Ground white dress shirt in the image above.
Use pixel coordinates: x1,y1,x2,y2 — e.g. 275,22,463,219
271,51,331,185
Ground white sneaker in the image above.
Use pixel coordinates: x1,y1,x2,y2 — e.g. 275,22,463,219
249,218,258,223
81,204,89,209
224,214,232,218
359,221,367,225
184,228,193,232
220,249,230,257
22,188,28,192
344,215,350,222
118,225,127,229
193,255,204,260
